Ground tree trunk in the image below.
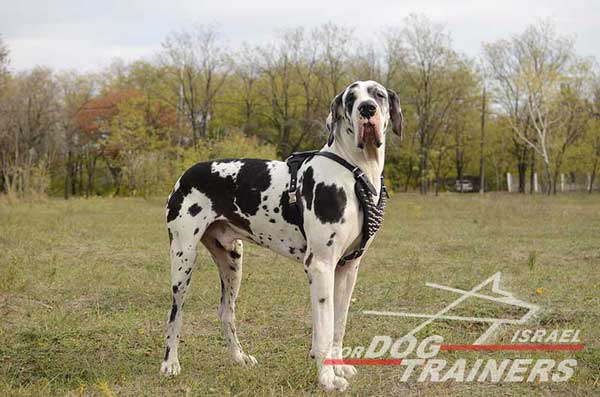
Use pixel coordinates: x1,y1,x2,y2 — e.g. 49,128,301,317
590,156,598,193
86,156,97,197
543,161,553,195
419,141,428,194
478,87,486,194
404,157,414,192
517,159,527,194
529,151,535,194
64,151,72,200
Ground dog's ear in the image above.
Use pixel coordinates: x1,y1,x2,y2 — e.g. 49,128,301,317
326,90,344,146
387,89,403,140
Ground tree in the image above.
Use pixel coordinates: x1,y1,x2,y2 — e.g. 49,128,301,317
0,68,59,196
57,71,95,198
0,35,9,86
484,21,587,194
386,14,473,193
161,24,231,145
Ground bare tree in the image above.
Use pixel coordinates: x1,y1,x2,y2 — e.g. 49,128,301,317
56,71,96,198
257,38,295,158
0,68,59,195
484,21,583,194
161,24,231,145
387,14,469,194
314,23,353,99
234,44,263,135
483,36,533,192
0,35,9,86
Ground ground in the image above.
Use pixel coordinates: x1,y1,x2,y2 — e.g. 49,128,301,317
0,193,599,396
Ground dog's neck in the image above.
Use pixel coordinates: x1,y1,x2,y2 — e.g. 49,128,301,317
323,130,385,194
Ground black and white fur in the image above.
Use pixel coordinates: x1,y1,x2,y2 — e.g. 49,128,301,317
160,80,402,391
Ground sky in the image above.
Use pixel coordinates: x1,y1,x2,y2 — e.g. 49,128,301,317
1,0,599,72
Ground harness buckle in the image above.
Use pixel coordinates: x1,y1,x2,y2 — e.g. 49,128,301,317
289,193,297,204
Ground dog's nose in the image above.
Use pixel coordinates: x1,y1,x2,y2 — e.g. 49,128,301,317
358,102,376,118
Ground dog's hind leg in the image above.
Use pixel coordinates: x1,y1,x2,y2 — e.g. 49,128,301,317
202,223,257,366
160,219,205,377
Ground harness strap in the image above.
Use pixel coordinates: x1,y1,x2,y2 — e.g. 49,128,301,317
312,151,378,195
287,150,319,204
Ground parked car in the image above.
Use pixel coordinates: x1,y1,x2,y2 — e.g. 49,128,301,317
455,179,474,192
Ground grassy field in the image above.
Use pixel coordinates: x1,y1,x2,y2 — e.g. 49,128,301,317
0,193,599,396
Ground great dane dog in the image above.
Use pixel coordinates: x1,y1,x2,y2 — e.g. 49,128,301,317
160,80,402,391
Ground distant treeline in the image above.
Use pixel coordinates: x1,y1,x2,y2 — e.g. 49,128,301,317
0,15,599,199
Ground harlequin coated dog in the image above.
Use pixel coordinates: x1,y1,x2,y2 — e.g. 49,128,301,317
160,80,402,391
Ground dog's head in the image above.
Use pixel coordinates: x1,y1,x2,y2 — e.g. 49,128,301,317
326,80,403,149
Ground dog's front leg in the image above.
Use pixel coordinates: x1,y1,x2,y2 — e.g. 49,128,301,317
308,257,349,392
332,258,361,379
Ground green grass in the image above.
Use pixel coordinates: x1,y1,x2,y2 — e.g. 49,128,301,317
0,193,599,396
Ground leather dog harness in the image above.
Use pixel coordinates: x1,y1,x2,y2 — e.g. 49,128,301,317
286,150,387,265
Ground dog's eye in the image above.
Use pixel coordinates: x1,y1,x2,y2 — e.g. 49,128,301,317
376,91,386,99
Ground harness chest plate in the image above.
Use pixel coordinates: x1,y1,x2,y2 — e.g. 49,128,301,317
285,150,387,265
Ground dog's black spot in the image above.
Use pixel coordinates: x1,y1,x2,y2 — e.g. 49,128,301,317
314,182,347,224
185,268,191,275
301,167,315,211
164,346,170,361
330,232,336,238
262,205,268,210
172,285,178,294
230,250,241,259
229,265,236,271
188,203,202,216
289,247,295,255
263,195,268,201
176,251,183,257
341,218,346,224
346,128,353,135
194,227,199,235
186,277,191,286
169,159,272,235
169,298,178,322
273,207,280,213
327,130,335,146
279,190,302,235
299,246,306,253
319,298,326,303
166,190,184,223
236,161,272,215
269,219,276,223
327,240,333,246
168,228,173,245
344,90,356,117
178,267,182,271
305,252,313,267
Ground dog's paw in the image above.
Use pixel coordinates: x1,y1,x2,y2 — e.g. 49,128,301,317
319,369,349,392
233,352,258,367
160,359,181,377
334,364,357,379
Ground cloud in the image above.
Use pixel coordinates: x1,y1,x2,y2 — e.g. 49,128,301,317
1,0,599,71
